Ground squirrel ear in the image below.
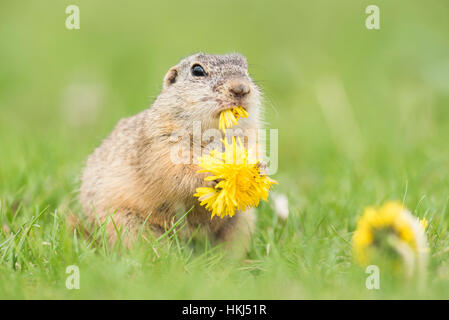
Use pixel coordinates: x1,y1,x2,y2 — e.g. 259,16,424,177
164,67,178,88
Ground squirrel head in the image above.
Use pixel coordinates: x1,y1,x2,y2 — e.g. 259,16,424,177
157,52,261,131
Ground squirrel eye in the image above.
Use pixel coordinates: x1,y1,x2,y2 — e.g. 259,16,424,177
191,64,207,77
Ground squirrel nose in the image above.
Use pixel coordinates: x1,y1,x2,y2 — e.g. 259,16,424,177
229,80,250,97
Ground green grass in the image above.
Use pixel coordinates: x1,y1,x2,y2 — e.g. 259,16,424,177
1,0,449,299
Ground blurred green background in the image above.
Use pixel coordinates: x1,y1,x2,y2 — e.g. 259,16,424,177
0,0,449,299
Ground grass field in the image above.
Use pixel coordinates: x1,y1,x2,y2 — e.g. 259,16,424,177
1,1,449,299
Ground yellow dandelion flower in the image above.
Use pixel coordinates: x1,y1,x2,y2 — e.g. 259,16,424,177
194,137,277,219
218,106,249,133
352,201,428,275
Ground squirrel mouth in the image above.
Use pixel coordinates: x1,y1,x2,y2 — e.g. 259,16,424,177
215,105,247,118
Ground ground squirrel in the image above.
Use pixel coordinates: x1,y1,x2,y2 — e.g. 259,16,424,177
80,53,262,251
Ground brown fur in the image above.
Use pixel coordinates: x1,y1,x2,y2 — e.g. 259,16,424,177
79,53,262,249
